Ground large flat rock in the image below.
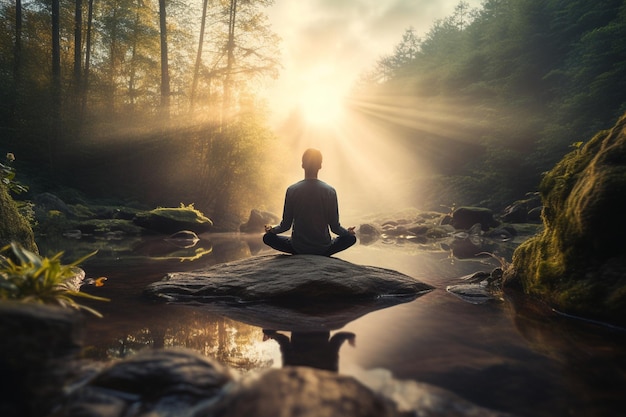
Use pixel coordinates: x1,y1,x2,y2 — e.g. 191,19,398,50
144,254,433,303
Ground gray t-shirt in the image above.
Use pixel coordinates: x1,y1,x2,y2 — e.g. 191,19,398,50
271,179,351,254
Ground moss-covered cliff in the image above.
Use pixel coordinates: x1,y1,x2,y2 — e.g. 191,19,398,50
0,185,37,253
504,113,626,326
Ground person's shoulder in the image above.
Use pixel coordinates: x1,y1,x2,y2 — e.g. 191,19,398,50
288,179,307,189
318,180,336,191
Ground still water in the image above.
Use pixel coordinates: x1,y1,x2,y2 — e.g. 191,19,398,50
41,233,626,417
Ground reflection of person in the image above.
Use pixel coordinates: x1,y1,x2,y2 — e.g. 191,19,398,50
263,330,355,372
263,148,356,256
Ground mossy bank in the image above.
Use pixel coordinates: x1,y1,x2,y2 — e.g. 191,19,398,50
504,112,626,326
0,185,37,253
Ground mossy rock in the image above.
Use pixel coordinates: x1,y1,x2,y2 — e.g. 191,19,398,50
133,206,213,235
0,185,37,253
504,113,626,326
72,218,145,236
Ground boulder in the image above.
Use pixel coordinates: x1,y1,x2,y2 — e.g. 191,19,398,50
52,348,515,417
33,192,73,216
203,367,399,417
451,206,499,231
240,209,279,233
144,254,434,303
133,206,213,235
504,112,626,326
56,348,234,417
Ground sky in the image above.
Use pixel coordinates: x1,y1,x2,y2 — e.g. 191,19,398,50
262,0,484,219
265,0,483,125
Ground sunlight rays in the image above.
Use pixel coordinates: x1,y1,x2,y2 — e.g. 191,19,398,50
275,88,487,218
345,93,485,144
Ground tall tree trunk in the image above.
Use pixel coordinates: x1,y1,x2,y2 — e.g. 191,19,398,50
82,0,93,113
159,0,170,117
108,8,118,113
51,0,61,168
52,0,61,107
73,0,83,127
222,0,237,123
128,3,141,113
12,0,22,122
74,0,82,97
190,0,209,111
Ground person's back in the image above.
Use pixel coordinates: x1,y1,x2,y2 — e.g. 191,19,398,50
263,148,356,257
286,178,342,254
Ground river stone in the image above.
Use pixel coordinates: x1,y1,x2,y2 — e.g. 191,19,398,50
446,283,495,304
57,348,234,417
451,206,499,231
239,208,280,233
144,254,434,302
199,367,399,417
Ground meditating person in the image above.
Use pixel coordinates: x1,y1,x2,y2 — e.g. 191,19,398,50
263,148,356,256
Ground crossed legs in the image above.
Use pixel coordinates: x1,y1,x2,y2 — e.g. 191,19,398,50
263,233,356,257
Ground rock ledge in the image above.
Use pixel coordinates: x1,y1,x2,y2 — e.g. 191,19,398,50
145,254,434,303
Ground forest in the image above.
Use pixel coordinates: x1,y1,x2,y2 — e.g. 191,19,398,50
1,0,626,226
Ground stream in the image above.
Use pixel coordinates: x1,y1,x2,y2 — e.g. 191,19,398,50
39,232,626,417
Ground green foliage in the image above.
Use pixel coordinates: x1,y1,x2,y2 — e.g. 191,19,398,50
0,243,108,317
357,0,626,210
0,153,28,195
0,0,280,210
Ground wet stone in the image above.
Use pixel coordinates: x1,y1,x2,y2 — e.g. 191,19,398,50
144,254,434,303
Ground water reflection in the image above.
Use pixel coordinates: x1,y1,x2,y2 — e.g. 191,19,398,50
81,295,414,374
263,330,355,372
505,293,626,417
132,234,213,262
82,306,279,371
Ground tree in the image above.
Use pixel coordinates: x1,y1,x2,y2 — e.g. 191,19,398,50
51,0,61,108
190,0,209,110
13,0,22,93
82,0,93,112
50,0,61,167
74,0,82,99
195,0,280,122
11,0,22,121
158,0,170,115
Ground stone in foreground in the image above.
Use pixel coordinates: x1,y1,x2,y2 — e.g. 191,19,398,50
145,254,434,303
55,348,514,417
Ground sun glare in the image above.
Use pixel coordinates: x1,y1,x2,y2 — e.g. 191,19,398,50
298,84,346,127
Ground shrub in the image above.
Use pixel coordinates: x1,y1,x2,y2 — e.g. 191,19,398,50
0,243,108,317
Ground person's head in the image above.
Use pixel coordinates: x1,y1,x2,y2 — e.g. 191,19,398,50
302,148,322,176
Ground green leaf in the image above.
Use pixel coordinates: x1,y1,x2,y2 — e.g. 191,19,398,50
10,243,43,268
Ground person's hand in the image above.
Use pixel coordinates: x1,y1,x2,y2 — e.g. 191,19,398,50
347,226,356,235
264,224,274,233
